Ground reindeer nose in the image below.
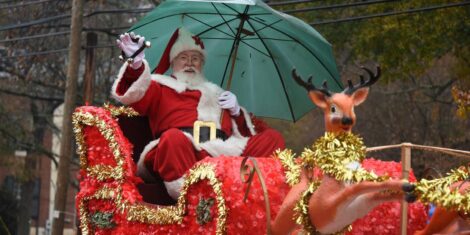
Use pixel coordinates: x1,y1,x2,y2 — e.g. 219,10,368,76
341,117,353,125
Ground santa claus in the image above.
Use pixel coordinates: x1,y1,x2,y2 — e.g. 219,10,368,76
112,27,285,199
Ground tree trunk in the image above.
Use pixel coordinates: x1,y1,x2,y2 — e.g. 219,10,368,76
51,0,83,234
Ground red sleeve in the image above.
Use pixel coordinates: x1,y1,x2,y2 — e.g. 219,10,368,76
116,65,145,96
129,81,162,117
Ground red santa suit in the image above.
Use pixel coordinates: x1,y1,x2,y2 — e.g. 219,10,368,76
111,28,285,198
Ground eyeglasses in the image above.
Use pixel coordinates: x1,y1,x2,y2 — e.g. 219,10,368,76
174,54,204,64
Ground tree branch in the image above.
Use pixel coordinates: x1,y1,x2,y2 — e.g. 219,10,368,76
0,88,63,102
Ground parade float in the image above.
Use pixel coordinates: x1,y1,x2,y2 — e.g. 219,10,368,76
72,0,470,234
73,104,429,235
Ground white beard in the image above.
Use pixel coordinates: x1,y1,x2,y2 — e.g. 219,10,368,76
173,69,207,87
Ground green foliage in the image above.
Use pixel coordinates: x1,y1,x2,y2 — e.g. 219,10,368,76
91,211,116,229
196,197,215,225
278,0,470,82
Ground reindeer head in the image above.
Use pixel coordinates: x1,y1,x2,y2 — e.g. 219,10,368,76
292,66,380,133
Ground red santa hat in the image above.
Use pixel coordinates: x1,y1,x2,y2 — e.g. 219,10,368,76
153,27,205,74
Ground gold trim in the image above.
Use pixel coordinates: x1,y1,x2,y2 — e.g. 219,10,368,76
72,111,125,180
78,186,120,235
308,132,387,183
74,107,227,234
103,103,139,117
88,164,118,181
274,149,301,186
414,166,470,212
126,162,228,228
294,180,321,235
293,179,352,235
179,162,227,234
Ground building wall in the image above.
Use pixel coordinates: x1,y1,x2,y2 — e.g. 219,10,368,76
0,101,78,235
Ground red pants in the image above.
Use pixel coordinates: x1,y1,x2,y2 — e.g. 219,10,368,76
144,128,285,181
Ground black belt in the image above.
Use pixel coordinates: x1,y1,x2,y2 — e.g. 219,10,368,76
178,127,227,143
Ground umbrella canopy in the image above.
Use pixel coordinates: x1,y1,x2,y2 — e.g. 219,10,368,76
129,0,342,121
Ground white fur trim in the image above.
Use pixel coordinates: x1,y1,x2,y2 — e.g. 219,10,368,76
152,75,224,128
231,118,243,137
136,129,248,183
181,132,248,157
111,60,151,105
164,177,185,200
136,139,160,183
240,107,257,135
200,136,249,157
170,27,205,62
151,74,255,134
195,82,224,128
152,74,187,93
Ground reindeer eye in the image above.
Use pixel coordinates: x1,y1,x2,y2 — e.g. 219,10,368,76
330,106,336,113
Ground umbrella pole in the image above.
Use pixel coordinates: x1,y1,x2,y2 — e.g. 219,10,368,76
220,14,248,123
225,14,247,91
225,42,240,91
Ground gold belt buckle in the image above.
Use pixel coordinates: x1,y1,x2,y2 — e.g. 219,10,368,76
193,120,216,145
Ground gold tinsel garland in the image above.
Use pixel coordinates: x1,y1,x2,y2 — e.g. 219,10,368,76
306,132,387,183
414,166,470,213
74,107,228,234
178,162,227,235
103,103,139,117
88,165,117,181
126,162,227,235
274,149,302,186
78,186,120,235
72,111,125,180
293,180,352,235
289,132,378,234
280,132,470,231
294,180,321,235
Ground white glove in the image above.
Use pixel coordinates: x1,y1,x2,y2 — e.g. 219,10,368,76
116,32,145,69
218,91,240,116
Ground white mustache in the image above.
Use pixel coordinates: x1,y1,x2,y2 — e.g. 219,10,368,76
183,66,198,73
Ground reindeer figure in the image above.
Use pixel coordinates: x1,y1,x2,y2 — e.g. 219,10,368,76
272,66,406,235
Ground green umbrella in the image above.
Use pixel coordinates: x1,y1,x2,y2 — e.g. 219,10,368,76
129,0,342,121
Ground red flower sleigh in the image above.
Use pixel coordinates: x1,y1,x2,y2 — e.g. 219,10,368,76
73,105,427,235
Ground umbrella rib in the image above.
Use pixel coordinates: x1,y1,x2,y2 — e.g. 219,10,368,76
204,3,236,37
129,12,238,31
243,37,294,41
202,37,293,42
222,3,242,15
244,13,273,16
183,13,236,38
199,37,241,40
238,40,271,58
249,17,343,89
240,19,283,40
244,20,297,121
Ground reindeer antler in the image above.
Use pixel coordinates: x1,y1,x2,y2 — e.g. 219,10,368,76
343,65,381,95
292,68,332,97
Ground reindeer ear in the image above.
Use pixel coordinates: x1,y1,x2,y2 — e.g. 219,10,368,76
352,87,370,105
308,91,328,109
